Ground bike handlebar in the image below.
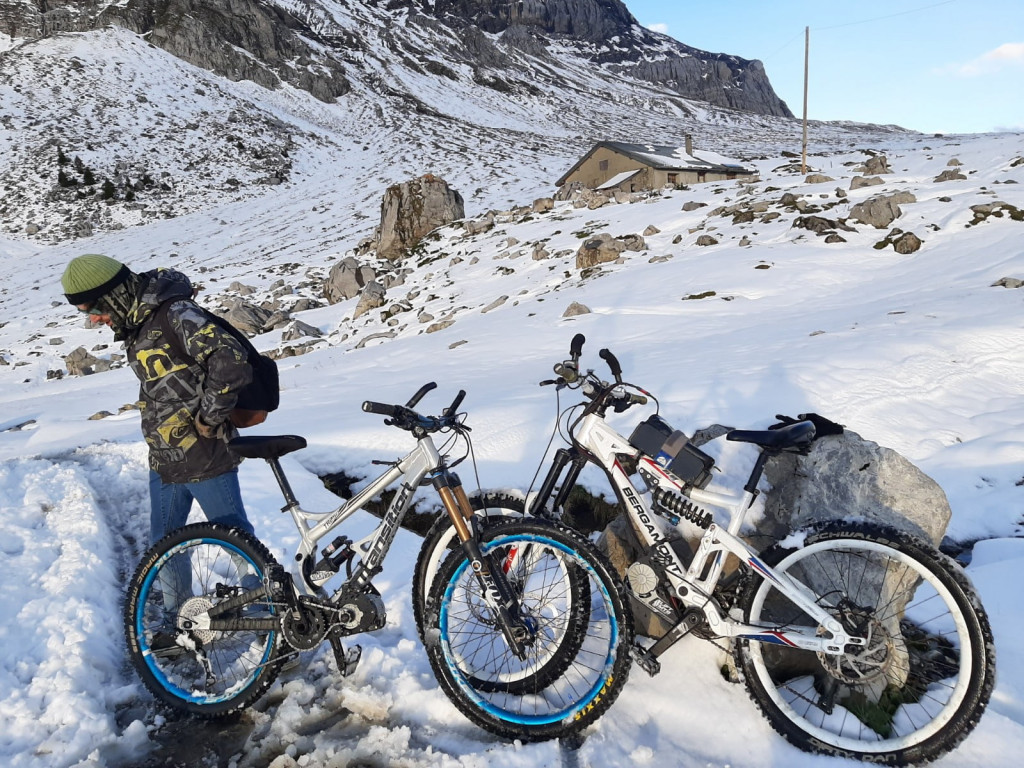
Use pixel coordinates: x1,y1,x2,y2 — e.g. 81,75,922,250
363,384,466,435
445,389,466,417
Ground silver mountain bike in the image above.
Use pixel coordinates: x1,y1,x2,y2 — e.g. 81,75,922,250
124,383,633,742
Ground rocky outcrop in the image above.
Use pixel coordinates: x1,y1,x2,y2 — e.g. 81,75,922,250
2,0,791,120
1,0,350,103
376,175,465,261
428,1,791,116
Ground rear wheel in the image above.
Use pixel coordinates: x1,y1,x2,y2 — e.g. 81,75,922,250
734,522,994,764
124,523,283,717
424,519,632,741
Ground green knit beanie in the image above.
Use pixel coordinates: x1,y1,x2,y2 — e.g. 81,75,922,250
61,254,132,305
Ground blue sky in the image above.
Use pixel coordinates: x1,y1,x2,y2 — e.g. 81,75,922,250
623,0,1024,134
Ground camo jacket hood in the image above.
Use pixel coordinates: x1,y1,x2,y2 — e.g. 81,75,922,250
123,269,252,484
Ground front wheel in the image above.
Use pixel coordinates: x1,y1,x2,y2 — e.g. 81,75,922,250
734,522,995,764
424,519,633,742
413,491,525,640
124,523,283,717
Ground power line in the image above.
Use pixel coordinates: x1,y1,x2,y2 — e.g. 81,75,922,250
761,0,959,61
816,0,957,31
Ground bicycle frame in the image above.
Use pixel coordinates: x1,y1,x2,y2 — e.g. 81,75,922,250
542,411,861,658
257,426,536,656
278,435,442,597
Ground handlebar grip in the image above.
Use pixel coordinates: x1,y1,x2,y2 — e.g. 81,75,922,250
599,348,622,381
406,382,437,408
445,389,466,416
570,333,586,358
362,401,398,417
631,394,649,406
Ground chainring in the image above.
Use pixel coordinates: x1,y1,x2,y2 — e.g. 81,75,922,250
281,604,328,650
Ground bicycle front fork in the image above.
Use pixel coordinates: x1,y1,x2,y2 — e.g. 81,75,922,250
432,471,534,657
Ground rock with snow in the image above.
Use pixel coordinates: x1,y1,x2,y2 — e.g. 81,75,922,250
850,191,917,229
562,301,591,317
761,429,951,547
352,281,386,320
281,321,322,342
893,231,924,254
376,175,465,261
850,175,885,190
64,346,101,376
324,257,376,304
575,234,627,269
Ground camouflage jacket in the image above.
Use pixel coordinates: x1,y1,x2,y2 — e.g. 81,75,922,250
124,269,253,484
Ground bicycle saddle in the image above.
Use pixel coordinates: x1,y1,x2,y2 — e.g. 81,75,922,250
229,435,308,459
726,420,816,451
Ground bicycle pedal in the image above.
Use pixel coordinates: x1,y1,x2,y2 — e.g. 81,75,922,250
328,631,362,677
631,643,661,677
339,645,362,677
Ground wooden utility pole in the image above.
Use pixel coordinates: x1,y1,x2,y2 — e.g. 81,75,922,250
801,26,809,175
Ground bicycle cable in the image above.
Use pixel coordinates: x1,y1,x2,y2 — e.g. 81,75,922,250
523,384,566,504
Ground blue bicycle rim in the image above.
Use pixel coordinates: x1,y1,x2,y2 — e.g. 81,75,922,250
135,537,276,705
438,532,620,725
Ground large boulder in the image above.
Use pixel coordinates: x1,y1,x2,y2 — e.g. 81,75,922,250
376,174,465,261
222,299,273,336
575,234,626,269
760,428,951,547
324,256,376,304
850,191,917,229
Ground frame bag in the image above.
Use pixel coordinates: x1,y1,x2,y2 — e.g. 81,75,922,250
155,301,279,428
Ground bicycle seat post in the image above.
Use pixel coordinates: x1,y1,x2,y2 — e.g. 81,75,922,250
266,457,299,510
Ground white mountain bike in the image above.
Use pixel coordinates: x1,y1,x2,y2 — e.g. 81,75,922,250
414,335,995,764
124,383,633,742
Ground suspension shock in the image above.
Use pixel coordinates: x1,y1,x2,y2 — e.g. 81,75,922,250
652,487,713,529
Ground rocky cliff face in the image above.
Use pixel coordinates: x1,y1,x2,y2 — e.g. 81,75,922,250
0,0,351,101
429,0,637,42
0,0,791,117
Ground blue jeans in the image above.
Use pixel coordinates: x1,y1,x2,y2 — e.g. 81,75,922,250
149,468,254,544
149,469,256,612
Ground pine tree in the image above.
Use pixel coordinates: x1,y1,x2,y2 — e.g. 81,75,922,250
82,167,96,186
57,169,76,188
101,179,116,200
57,146,70,166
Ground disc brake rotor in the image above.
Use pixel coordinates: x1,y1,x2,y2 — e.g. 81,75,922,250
818,614,895,685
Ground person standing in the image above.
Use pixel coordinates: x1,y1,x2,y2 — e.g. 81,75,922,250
61,253,256,545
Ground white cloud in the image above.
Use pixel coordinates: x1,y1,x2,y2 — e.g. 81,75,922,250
647,23,669,34
952,42,1024,76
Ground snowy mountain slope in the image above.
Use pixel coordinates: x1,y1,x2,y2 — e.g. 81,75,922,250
1,117,1023,766
1,13,1023,768
0,22,903,245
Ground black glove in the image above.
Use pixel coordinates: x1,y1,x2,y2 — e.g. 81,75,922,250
770,412,844,437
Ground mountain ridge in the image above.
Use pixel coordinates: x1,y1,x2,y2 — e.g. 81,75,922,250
0,0,792,116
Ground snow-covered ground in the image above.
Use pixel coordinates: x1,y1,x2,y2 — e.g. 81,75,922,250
2,18,1024,767
2,124,1023,767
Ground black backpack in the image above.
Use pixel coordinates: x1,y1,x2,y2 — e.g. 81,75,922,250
154,300,280,426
